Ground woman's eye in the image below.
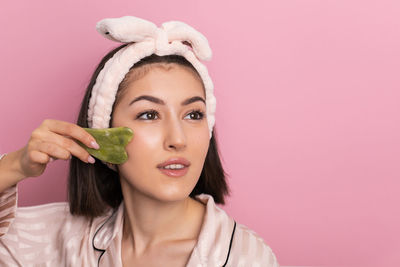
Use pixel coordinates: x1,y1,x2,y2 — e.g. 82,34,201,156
184,110,205,120
136,110,159,120
136,109,205,121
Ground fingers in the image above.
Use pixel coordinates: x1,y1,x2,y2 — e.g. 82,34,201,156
37,130,95,163
41,119,99,150
17,119,100,180
29,150,51,164
30,119,99,164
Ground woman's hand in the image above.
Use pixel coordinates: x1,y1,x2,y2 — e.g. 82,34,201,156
17,119,99,179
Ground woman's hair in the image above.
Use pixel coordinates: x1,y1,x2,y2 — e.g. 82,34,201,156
68,44,230,219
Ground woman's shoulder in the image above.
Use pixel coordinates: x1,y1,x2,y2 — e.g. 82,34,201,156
16,201,72,220
231,222,280,266
193,194,280,266
0,184,93,239
17,201,69,211
12,201,91,234
4,191,95,241
1,184,115,242
0,187,114,265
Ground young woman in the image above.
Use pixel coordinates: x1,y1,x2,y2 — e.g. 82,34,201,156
0,16,280,266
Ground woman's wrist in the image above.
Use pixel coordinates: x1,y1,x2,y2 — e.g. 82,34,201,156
0,150,27,192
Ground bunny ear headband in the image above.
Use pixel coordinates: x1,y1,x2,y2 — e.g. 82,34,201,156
87,16,216,142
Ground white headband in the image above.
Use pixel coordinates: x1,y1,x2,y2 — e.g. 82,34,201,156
87,16,216,141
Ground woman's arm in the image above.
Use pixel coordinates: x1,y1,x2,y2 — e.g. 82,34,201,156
0,152,20,238
0,119,99,194
0,150,27,193
0,119,99,238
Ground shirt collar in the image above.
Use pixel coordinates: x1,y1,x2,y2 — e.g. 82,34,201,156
91,194,235,265
187,194,236,265
92,202,124,252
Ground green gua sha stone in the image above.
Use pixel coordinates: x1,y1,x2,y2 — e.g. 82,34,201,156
78,127,134,164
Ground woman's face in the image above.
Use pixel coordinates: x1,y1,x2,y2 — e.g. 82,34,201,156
111,63,210,202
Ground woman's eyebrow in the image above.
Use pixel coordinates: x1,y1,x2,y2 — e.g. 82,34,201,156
129,95,205,106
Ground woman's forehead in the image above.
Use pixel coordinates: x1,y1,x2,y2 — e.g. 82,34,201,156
122,65,205,98
126,62,202,85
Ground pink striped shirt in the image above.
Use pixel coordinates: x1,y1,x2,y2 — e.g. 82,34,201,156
0,184,280,266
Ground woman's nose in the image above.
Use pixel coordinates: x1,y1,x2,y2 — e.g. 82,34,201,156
164,118,187,151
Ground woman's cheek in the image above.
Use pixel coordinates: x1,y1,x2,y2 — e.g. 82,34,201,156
125,127,161,158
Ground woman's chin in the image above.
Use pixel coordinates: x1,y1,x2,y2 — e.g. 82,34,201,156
148,189,192,203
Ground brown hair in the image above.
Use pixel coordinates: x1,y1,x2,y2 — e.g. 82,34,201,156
68,44,230,218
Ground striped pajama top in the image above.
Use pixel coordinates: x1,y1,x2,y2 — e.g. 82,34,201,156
0,184,280,266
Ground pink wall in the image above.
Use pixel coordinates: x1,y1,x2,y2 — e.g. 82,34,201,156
1,1,399,266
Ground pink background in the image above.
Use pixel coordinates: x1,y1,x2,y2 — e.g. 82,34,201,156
0,1,399,266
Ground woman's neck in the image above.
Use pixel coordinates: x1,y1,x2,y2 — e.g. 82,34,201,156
121,185,205,257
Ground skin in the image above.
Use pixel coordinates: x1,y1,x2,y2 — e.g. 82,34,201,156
110,63,209,266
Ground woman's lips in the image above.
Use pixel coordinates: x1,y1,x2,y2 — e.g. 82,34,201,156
158,166,189,177
157,157,190,168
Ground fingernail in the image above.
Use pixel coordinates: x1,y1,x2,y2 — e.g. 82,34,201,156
88,155,96,164
49,158,54,162
90,141,100,150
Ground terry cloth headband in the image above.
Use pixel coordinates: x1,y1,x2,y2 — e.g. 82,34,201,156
87,15,216,141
